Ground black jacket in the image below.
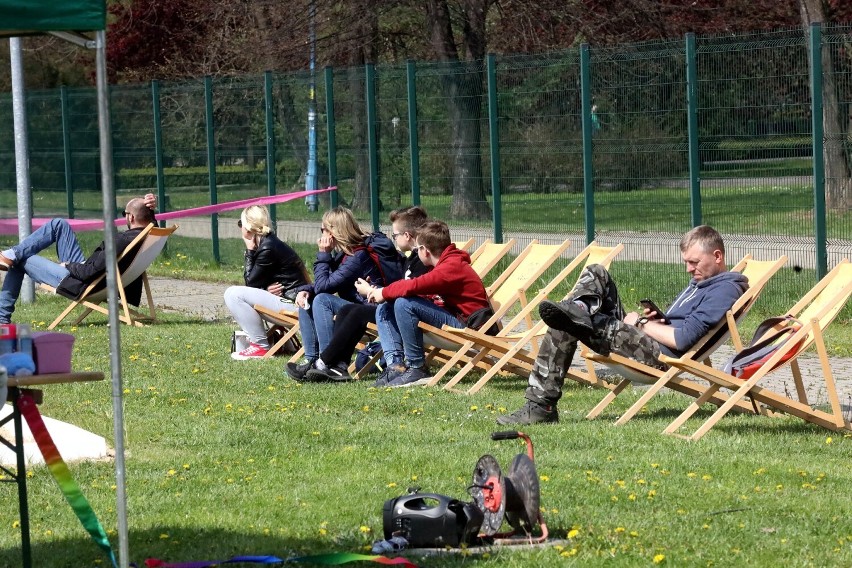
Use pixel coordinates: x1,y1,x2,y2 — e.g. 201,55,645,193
244,233,309,299
56,227,145,302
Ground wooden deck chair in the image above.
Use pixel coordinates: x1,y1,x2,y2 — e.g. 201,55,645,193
41,224,179,329
253,305,303,359
433,242,624,394
582,254,787,424
661,258,852,441
453,238,475,253
418,239,572,385
470,239,516,281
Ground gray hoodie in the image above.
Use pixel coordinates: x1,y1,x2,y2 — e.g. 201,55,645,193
662,271,749,357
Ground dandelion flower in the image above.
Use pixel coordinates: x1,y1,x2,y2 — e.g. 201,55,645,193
653,554,665,564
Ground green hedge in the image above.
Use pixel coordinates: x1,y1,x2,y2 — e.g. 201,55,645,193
116,165,266,190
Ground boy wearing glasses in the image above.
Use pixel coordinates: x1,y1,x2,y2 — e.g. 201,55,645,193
362,220,489,388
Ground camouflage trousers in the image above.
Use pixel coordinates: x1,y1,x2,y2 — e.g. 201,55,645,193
525,264,665,407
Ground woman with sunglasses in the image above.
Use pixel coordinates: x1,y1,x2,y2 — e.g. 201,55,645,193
226,205,309,360
286,206,401,381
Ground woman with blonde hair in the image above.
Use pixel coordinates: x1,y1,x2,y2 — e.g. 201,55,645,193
287,206,402,381
225,205,309,360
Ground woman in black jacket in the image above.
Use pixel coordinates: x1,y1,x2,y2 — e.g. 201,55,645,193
225,205,309,360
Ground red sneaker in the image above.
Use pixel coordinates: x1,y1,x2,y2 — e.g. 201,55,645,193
231,343,269,360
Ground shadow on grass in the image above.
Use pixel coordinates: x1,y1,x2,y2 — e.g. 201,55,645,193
0,525,547,567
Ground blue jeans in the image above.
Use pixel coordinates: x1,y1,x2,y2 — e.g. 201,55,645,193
393,297,463,369
376,301,404,366
0,219,85,323
298,293,352,360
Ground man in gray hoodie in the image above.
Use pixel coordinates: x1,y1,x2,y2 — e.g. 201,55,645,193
498,225,749,425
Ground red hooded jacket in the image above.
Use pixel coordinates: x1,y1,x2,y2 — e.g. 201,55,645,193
381,244,489,321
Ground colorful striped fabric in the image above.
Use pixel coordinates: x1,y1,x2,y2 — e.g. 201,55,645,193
17,393,118,568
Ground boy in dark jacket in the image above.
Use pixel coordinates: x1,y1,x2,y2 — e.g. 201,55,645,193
364,220,489,388
498,225,749,425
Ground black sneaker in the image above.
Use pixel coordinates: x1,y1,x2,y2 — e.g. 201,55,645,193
286,359,316,381
387,366,430,388
305,363,353,383
539,300,594,338
496,401,559,425
373,363,407,387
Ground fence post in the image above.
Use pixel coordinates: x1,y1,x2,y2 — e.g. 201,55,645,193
486,54,503,244
686,33,702,227
366,64,380,231
809,23,827,280
264,71,277,225
406,60,421,206
325,66,339,209
580,44,595,245
151,80,166,227
204,76,220,263
60,86,74,219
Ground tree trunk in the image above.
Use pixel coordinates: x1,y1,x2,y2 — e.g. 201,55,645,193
441,64,491,219
426,0,493,220
275,83,308,182
800,0,852,209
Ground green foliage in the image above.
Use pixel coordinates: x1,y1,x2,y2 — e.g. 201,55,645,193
115,165,267,191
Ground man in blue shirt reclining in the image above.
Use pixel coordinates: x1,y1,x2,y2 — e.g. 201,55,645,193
498,225,749,425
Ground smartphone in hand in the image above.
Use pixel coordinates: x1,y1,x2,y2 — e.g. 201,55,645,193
639,299,670,323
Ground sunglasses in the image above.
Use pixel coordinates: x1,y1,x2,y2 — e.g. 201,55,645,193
237,219,243,228
320,227,330,234
122,210,129,216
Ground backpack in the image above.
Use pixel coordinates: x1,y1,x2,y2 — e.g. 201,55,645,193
355,340,385,374
359,232,404,286
722,316,804,381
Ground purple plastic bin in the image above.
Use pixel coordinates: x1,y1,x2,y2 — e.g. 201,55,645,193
32,331,75,375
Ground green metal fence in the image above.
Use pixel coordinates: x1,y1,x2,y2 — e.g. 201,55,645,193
1,24,851,304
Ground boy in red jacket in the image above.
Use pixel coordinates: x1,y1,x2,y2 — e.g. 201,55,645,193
364,220,489,387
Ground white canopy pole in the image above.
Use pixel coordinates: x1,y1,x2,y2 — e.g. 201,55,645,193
9,37,34,303
94,29,130,568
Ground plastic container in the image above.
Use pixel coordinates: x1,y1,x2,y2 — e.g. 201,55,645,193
0,324,15,355
16,323,31,356
31,331,75,375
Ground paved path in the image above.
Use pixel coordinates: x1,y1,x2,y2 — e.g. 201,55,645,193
148,276,852,412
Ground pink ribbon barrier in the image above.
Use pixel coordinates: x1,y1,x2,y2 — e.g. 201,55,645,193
0,187,336,235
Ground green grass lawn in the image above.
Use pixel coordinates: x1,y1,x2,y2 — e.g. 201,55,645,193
6,182,852,238
2,292,852,567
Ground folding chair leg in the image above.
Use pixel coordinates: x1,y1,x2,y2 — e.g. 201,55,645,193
681,375,762,441
264,325,301,359
48,301,81,330
615,371,679,426
585,379,630,419
662,384,723,436
814,326,846,428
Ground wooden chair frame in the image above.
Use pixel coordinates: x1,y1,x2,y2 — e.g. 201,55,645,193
582,254,787,424
432,242,624,394
661,258,852,441
40,223,178,329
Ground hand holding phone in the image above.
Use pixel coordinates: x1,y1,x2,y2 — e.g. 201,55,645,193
639,299,669,323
